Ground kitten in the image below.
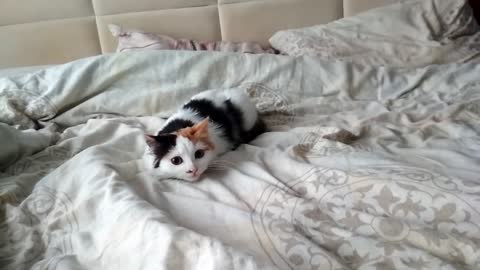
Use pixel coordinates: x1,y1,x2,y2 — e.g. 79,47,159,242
144,88,265,181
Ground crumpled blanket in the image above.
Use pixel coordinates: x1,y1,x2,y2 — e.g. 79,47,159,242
1,51,480,270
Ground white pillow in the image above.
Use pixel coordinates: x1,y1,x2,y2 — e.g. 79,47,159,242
269,0,480,67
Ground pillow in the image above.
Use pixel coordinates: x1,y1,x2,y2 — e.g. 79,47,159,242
109,24,279,55
269,0,480,67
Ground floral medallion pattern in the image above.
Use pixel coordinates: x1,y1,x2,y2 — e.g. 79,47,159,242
252,164,480,269
0,186,78,270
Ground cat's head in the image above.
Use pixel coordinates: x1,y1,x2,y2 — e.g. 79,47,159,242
145,118,215,182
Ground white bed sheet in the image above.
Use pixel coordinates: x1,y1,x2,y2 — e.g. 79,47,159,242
1,51,480,270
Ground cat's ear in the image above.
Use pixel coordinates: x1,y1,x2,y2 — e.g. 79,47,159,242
192,118,214,149
145,134,177,148
145,135,157,148
193,117,209,135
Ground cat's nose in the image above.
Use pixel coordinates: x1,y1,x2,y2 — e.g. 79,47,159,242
186,167,198,175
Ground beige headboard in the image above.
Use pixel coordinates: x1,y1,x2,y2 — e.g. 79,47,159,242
0,0,394,68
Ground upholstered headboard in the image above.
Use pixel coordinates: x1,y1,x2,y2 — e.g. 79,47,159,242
1,0,477,69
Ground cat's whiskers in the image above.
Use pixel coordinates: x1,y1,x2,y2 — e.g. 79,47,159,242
208,160,237,171
208,164,231,170
210,159,236,167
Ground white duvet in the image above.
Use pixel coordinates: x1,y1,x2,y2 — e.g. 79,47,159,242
1,50,480,270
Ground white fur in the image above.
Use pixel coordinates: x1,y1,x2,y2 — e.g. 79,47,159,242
165,108,202,126
152,137,215,182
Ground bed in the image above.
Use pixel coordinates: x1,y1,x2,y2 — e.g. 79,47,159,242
2,0,480,269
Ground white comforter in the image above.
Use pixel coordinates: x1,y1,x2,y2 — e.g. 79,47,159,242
1,50,480,270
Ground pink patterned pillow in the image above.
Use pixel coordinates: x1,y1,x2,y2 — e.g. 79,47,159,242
109,24,279,54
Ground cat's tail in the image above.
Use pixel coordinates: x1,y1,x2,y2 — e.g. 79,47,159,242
242,118,267,143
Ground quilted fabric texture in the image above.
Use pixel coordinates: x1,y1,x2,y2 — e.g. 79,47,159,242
270,0,480,67
109,24,279,54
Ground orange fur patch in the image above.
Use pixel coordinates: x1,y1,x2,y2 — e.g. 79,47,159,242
176,118,215,150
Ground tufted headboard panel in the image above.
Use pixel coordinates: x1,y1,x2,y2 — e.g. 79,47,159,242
1,0,477,68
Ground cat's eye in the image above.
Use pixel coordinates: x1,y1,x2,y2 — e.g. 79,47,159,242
171,156,183,165
195,150,205,159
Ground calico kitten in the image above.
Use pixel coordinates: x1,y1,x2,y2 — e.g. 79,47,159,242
145,88,265,181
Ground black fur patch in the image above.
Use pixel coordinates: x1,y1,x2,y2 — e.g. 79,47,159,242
148,134,177,168
224,99,245,147
181,98,266,148
159,119,194,135
183,99,236,144
243,118,267,143
224,99,266,144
